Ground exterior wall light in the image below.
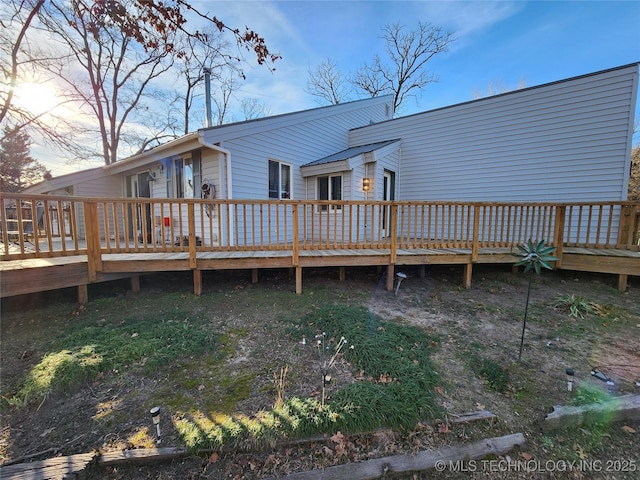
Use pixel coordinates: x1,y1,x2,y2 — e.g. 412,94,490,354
362,177,372,192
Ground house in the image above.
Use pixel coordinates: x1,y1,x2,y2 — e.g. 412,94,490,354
23,63,638,246
28,63,638,202
8,63,639,300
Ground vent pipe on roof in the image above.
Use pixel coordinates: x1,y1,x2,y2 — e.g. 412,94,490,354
204,67,212,128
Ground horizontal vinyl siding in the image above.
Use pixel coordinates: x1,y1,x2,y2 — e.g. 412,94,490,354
223,102,390,200
349,65,638,202
371,150,400,201
200,98,391,244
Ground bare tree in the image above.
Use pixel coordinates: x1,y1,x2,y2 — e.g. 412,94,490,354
1,0,280,165
175,27,242,134
212,74,236,126
472,77,527,99
0,0,93,159
239,97,271,120
355,22,454,113
122,95,182,154
0,0,45,126
34,0,176,165
307,22,453,114
306,58,351,105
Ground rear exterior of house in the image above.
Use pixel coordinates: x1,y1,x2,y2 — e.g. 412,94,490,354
102,95,394,246
16,63,638,248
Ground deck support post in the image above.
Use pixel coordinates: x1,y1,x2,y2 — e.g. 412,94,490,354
84,201,102,282
252,268,259,284
463,263,473,289
386,264,395,292
618,274,628,292
130,275,140,293
193,269,202,296
419,265,425,279
295,266,302,295
78,284,88,304
339,267,346,281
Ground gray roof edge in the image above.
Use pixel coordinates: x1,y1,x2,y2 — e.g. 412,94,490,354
350,62,640,131
302,139,401,167
197,95,394,135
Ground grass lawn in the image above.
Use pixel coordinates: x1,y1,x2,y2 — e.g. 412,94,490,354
1,266,638,478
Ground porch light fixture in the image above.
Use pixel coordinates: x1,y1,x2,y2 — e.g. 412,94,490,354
150,406,161,443
362,177,371,192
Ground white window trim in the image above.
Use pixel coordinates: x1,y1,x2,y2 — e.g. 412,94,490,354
269,159,292,199
167,155,200,199
317,174,343,211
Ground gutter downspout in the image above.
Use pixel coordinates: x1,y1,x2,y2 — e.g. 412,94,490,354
197,132,235,245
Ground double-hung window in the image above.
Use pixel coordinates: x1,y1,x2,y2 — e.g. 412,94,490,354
318,175,342,211
269,160,291,199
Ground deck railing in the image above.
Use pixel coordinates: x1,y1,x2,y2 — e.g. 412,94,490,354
1,193,639,262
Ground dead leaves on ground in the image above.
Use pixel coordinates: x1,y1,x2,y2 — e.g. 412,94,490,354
207,430,403,478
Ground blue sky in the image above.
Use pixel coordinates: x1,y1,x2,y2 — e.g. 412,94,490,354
208,0,639,116
34,0,640,174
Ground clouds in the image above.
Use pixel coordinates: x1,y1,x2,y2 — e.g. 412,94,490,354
19,0,640,176
423,0,522,41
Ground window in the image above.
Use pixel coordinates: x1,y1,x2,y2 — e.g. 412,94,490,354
318,175,342,210
167,155,201,198
269,160,291,199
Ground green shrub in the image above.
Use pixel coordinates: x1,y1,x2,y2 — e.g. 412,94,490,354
554,294,601,319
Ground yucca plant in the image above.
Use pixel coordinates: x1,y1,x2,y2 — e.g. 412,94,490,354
554,294,601,319
513,239,558,361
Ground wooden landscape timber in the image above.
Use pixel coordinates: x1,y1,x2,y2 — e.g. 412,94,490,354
260,433,526,480
542,394,640,432
1,193,639,302
0,410,501,479
0,452,97,480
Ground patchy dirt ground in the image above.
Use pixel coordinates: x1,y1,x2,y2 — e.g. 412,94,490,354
1,265,639,479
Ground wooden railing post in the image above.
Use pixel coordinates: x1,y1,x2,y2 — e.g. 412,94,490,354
292,203,299,266
387,203,398,291
553,205,566,268
471,205,480,263
83,201,102,282
187,202,197,269
389,203,398,264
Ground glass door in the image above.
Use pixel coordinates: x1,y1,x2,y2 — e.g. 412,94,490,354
382,170,395,236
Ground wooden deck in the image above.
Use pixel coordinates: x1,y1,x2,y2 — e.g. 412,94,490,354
2,244,638,302
1,194,638,302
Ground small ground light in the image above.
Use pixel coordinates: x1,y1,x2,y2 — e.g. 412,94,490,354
394,272,407,295
566,368,574,391
150,406,161,444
